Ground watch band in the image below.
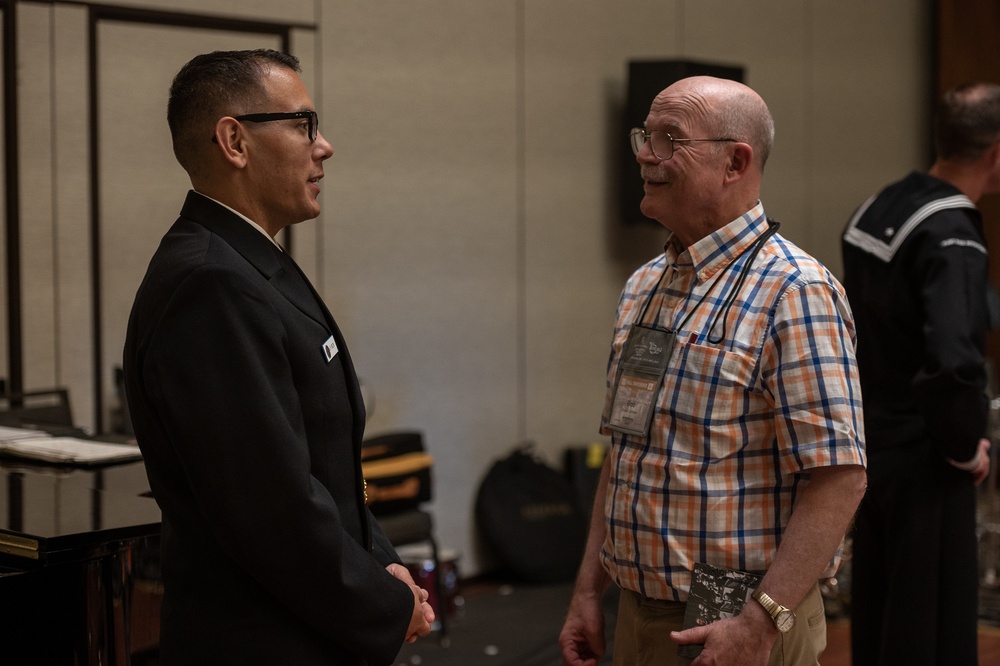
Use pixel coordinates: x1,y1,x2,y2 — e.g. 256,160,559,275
752,589,780,616
751,588,795,632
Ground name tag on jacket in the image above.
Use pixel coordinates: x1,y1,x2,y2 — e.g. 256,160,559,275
322,335,338,362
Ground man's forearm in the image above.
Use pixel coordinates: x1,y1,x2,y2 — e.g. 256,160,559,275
573,456,613,598
754,464,867,610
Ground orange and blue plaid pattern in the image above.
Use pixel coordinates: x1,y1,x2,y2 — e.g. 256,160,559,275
599,204,866,602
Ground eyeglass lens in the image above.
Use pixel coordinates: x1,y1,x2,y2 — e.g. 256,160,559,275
629,128,671,160
306,113,317,141
298,112,317,141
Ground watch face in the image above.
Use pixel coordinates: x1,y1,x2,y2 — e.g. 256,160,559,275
775,610,795,632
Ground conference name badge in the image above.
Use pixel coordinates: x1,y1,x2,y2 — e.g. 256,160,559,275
607,325,675,437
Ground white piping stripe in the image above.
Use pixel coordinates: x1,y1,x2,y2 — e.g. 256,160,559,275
843,194,976,262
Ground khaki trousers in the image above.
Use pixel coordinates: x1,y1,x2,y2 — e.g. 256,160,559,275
613,582,827,666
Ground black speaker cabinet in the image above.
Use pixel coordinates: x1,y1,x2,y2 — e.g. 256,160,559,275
620,60,744,225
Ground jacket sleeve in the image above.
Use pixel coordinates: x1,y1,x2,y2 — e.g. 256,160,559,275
912,216,990,463
369,509,404,566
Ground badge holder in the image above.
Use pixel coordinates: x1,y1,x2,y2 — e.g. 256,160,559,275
607,325,676,437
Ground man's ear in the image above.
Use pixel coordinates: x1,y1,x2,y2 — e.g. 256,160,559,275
213,117,249,168
725,142,754,181
989,141,1000,170
983,142,1000,193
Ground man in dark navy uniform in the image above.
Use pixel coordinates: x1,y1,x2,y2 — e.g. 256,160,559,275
842,82,1000,666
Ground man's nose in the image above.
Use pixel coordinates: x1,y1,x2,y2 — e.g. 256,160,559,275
315,131,334,159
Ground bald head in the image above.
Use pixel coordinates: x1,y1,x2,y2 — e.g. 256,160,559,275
654,76,775,171
637,77,773,241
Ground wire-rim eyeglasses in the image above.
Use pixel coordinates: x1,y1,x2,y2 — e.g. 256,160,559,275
629,127,735,161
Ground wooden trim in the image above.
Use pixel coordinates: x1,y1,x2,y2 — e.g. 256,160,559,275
934,0,1000,373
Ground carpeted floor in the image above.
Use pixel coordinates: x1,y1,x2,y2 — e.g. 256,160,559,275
393,577,1000,666
393,579,617,666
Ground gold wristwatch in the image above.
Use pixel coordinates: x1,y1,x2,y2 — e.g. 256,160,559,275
751,588,796,633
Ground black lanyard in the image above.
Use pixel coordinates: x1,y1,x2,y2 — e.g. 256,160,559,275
635,218,780,344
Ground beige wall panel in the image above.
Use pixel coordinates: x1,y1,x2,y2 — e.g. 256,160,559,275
323,1,520,569
521,1,677,464
53,5,95,431
115,0,316,25
810,1,931,278
288,28,322,280
97,23,281,428
682,0,930,275
18,5,58,391
680,1,811,250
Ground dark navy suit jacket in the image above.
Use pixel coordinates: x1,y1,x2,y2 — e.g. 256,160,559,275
124,191,411,665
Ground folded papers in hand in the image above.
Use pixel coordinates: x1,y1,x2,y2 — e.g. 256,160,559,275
678,562,762,658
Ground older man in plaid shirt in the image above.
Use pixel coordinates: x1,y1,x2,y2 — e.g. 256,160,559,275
559,76,867,666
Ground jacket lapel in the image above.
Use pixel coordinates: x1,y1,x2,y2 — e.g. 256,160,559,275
274,249,369,433
179,190,368,436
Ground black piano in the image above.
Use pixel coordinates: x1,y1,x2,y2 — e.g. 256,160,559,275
0,457,162,665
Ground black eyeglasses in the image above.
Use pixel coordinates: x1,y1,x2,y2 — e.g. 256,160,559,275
629,127,735,161
234,111,319,142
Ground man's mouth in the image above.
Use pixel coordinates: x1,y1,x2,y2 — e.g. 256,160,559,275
640,167,668,185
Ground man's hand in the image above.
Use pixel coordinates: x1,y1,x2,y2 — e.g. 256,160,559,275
971,438,991,486
560,456,612,665
671,602,777,666
386,563,434,643
558,590,606,666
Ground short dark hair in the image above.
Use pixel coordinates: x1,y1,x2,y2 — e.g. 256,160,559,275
934,82,1000,162
167,49,301,174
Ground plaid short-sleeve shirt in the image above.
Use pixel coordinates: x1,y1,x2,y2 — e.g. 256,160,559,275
600,204,866,602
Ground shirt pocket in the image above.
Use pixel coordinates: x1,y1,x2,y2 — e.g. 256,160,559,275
665,342,759,460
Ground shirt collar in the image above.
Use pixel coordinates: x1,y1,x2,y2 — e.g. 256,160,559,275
192,191,281,249
665,202,768,282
